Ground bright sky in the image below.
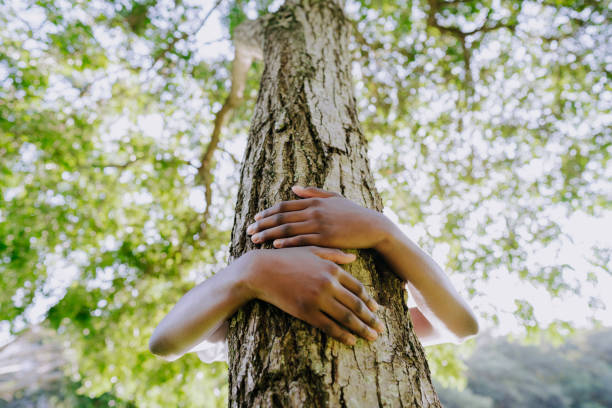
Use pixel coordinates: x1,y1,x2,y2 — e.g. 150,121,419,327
1,0,610,347
134,1,612,336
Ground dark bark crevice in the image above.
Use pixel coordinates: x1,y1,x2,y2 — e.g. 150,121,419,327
227,1,441,406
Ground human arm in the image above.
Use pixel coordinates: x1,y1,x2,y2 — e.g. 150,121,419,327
149,246,384,360
246,186,479,345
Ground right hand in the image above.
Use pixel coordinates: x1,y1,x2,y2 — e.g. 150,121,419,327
243,246,384,346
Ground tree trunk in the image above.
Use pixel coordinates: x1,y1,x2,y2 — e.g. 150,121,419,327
227,1,441,406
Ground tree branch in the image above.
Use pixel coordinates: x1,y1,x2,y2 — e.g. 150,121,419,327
195,18,264,234
426,0,518,100
218,146,240,165
150,0,224,70
89,156,145,169
426,0,518,37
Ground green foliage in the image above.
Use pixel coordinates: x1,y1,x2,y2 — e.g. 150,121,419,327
1,379,136,408
436,329,612,408
0,0,610,405
356,0,610,334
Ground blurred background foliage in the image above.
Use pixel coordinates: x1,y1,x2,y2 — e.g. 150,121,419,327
0,0,610,406
435,328,612,408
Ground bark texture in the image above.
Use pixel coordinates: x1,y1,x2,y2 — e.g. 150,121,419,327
227,1,441,406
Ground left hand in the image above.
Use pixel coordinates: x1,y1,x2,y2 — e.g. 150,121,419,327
246,186,391,249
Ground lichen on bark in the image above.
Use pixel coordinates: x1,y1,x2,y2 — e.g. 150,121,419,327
227,1,441,406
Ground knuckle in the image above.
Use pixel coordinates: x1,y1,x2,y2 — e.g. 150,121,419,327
281,224,292,236
327,263,340,277
332,267,342,278
354,299,364,314
275,213,284,224
321,323,334,336
319,276,335,291
310,208,322,219
341,311,353,326
300,296,315,312
358,284,367,299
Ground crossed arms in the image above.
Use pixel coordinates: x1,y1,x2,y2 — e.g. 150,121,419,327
149,186,479,360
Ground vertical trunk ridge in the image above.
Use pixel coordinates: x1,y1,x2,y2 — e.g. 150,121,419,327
228,1,441,406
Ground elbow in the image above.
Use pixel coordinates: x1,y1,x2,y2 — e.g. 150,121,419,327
148,334,167,356
466,309,480,336
149,334,180,361
455,314,479,342
148,336,164,356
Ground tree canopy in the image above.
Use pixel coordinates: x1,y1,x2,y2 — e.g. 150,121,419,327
1,0,610,405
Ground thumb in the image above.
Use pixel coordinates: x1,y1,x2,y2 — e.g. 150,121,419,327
292,185,340,198
310,247,356,264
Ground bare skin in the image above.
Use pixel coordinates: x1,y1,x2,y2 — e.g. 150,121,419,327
149,246,383,360
150,186,478,360
247,186,479,344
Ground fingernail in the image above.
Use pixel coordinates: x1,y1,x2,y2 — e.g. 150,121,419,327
367,328,378,341
254,213,262,220
370,300,379,312
246,224,254,234
273,240,282,248
345,335,356,346
251,234,261,243
375,319,385,333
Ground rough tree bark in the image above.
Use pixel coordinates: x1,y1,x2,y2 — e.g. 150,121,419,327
227,1,441,406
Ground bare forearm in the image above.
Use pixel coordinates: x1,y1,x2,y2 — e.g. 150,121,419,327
149,253,254,360
375,219,479,341
243,186,479,344
150,246,383,360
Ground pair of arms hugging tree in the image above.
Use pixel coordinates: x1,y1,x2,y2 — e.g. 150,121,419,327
149,186,479,361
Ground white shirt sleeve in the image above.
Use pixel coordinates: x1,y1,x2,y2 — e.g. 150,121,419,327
188,320,229,363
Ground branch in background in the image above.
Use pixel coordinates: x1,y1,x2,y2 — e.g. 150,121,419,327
73,2,225,97
426,0,518,38
350,19,384,50
150,0,224,69
89,156,145,169
196,18,264,235
426,0,519,98
218,146,240,165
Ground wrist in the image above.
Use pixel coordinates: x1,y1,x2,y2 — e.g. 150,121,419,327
237,249,270,302
373,213,400,253
233,250,264,303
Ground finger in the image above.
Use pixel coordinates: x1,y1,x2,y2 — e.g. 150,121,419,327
251,221,316,244
273,234,320,248
309,247,356,264
247,210,310,235
322,298,379,341
337,270,380,313
292,185,341,198
310,312,356,346
254,199,314,221
334,284,384,334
